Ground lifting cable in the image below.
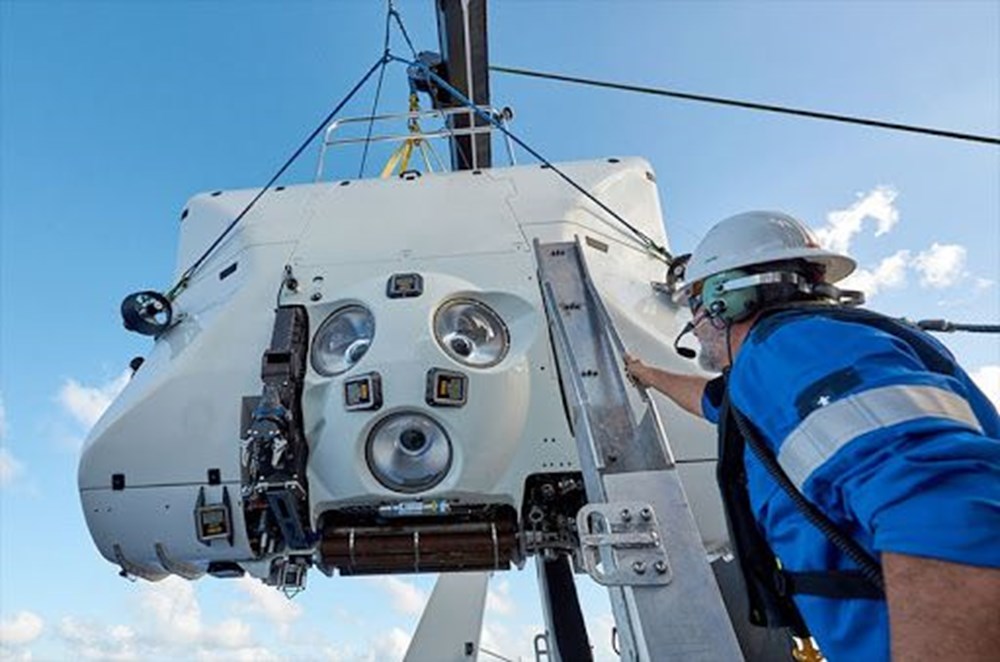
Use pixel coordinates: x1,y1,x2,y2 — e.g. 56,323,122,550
165,55,389,301
358,10,394,178
490,65,1000,147
166,2,452,300
384,3,672,261
390,54,674,263
388,0,420,60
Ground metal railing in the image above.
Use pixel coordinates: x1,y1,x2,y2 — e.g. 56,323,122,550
315,105,516,181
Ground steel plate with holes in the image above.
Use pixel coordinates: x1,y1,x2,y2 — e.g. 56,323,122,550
577,501,671,586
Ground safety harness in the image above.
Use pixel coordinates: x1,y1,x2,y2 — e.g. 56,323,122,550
716,304,962,636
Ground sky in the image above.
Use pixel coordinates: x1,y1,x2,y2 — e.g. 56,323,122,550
1,1,998,660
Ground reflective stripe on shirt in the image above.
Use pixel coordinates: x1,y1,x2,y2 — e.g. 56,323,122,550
778,384,984,490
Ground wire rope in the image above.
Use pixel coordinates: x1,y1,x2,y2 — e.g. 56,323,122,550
491,65,1000,146
166,55,390,300
358,8,394,178
392,55,673,263
388,0,420,59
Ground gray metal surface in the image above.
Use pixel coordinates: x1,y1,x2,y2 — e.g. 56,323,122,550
535,240,743,661
577,501,671,586
403,572,488,662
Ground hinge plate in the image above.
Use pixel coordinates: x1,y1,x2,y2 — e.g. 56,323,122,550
577,502,671,586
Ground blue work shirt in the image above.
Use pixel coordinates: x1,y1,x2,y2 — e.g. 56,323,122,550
702,312,1000,662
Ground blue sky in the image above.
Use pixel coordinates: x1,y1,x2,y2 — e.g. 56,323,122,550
1,1,997,660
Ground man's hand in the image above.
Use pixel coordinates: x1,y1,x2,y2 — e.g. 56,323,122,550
622,353,708,418
624,354,653,388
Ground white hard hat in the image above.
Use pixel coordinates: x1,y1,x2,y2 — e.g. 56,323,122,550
684,210,856,287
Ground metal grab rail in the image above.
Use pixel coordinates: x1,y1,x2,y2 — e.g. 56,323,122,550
315,105,516,180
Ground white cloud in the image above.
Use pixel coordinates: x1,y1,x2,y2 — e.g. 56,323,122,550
912,243,967,289
57,617,137,661
369,576,428,616
195,645,281,662
0,611,44,646
139,577,202,645
815,186,899,254
233,576,303,635
0,447,25,489
368,627,411,661
203,618,253,650
0,393,21,490
54,578,276,660
325,627,413,662
971,366,1000,411
840,249,910,299
0,647,34,661
486,579,515,617
58,370,130,430
14,578,295,661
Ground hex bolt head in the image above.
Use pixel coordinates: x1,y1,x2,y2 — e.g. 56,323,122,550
654,560,668,574
640,507,653,521
632,560,647,575
620,508,632,522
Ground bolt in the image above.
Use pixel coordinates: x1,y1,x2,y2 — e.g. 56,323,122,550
310,292,322,301
640,507,653,521
654,560,668,574
620,508,632,522
632,560,646,575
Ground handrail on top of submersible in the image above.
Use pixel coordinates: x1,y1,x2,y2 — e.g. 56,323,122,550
315,104,516,180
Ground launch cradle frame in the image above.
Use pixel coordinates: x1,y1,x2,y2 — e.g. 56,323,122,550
535,239,743,661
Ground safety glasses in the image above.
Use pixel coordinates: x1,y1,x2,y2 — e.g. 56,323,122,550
686,279,704,315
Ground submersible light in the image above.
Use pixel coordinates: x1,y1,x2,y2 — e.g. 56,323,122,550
365,412,453,493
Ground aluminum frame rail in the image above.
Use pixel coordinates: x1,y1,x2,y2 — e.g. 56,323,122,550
535,239,743,661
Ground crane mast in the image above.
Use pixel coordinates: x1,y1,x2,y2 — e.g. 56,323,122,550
429,0,492,170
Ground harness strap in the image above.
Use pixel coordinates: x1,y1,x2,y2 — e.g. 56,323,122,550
715,304,967,634
777,570,884,600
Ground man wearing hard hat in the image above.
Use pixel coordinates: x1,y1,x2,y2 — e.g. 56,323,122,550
625,211,1000,661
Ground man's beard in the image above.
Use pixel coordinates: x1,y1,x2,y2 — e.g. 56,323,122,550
695,329,728,373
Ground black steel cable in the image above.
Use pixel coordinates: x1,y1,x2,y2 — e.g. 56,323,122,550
491,65,1000,146
166,55,389,300
358,10,393,178
393,55,673,262
730,405,885,592
917,319,1000,333
388,1,420,59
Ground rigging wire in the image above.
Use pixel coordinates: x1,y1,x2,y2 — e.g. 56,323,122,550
390,54,674,263
358,8,394,178
490,65,1000,147
388,0,420,60
165,55,390,301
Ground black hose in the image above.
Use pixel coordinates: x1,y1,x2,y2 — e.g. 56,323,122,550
916,319,1000,334
730,407,886,593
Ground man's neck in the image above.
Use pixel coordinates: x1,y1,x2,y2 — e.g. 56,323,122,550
727,312,762,361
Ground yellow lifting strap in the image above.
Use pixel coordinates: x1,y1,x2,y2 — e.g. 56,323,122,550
381,93,437,179
791,637,825,662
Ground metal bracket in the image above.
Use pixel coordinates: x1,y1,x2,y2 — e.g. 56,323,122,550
577,502,671,586
267,555,310,598
113,543,168,582
155,542,205,580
